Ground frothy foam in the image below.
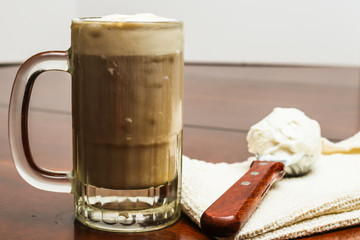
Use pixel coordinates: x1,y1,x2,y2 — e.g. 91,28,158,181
73,13,177,23
71,13,183,56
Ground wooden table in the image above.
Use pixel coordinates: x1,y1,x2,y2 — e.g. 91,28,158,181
1,64,360,239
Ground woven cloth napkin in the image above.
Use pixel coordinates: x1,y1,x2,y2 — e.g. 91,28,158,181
181,132,360,239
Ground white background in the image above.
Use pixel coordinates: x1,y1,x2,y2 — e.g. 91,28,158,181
2,0,360,66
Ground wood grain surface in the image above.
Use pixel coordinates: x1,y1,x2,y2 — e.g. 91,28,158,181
1,64,360,239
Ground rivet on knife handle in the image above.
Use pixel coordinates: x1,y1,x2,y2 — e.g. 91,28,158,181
200,160,285,237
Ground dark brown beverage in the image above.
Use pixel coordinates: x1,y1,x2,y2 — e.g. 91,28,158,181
71,53,183,189
70,18,183,190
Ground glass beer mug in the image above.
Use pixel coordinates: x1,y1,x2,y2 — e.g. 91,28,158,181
8,14,183,232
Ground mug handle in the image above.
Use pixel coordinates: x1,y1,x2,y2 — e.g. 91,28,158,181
9,51,72,193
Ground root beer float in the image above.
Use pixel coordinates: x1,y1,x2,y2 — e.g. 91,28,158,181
9,13,184,231
70,14,184,190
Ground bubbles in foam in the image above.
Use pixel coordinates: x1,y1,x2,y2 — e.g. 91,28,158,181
73,13,177,23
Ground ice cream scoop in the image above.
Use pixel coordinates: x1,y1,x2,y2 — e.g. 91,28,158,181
248,107,322,176
200,108,322,237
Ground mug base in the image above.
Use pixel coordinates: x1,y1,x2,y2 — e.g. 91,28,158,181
74,177,181,232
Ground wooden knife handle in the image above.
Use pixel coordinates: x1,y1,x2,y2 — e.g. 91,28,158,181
200,160,285,237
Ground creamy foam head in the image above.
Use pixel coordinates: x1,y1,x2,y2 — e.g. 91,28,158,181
73,13,177,23
71,13,183,56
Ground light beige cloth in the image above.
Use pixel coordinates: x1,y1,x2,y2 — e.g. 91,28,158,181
181,135,360,239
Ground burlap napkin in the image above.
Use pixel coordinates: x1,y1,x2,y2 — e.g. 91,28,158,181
181,133,360,239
